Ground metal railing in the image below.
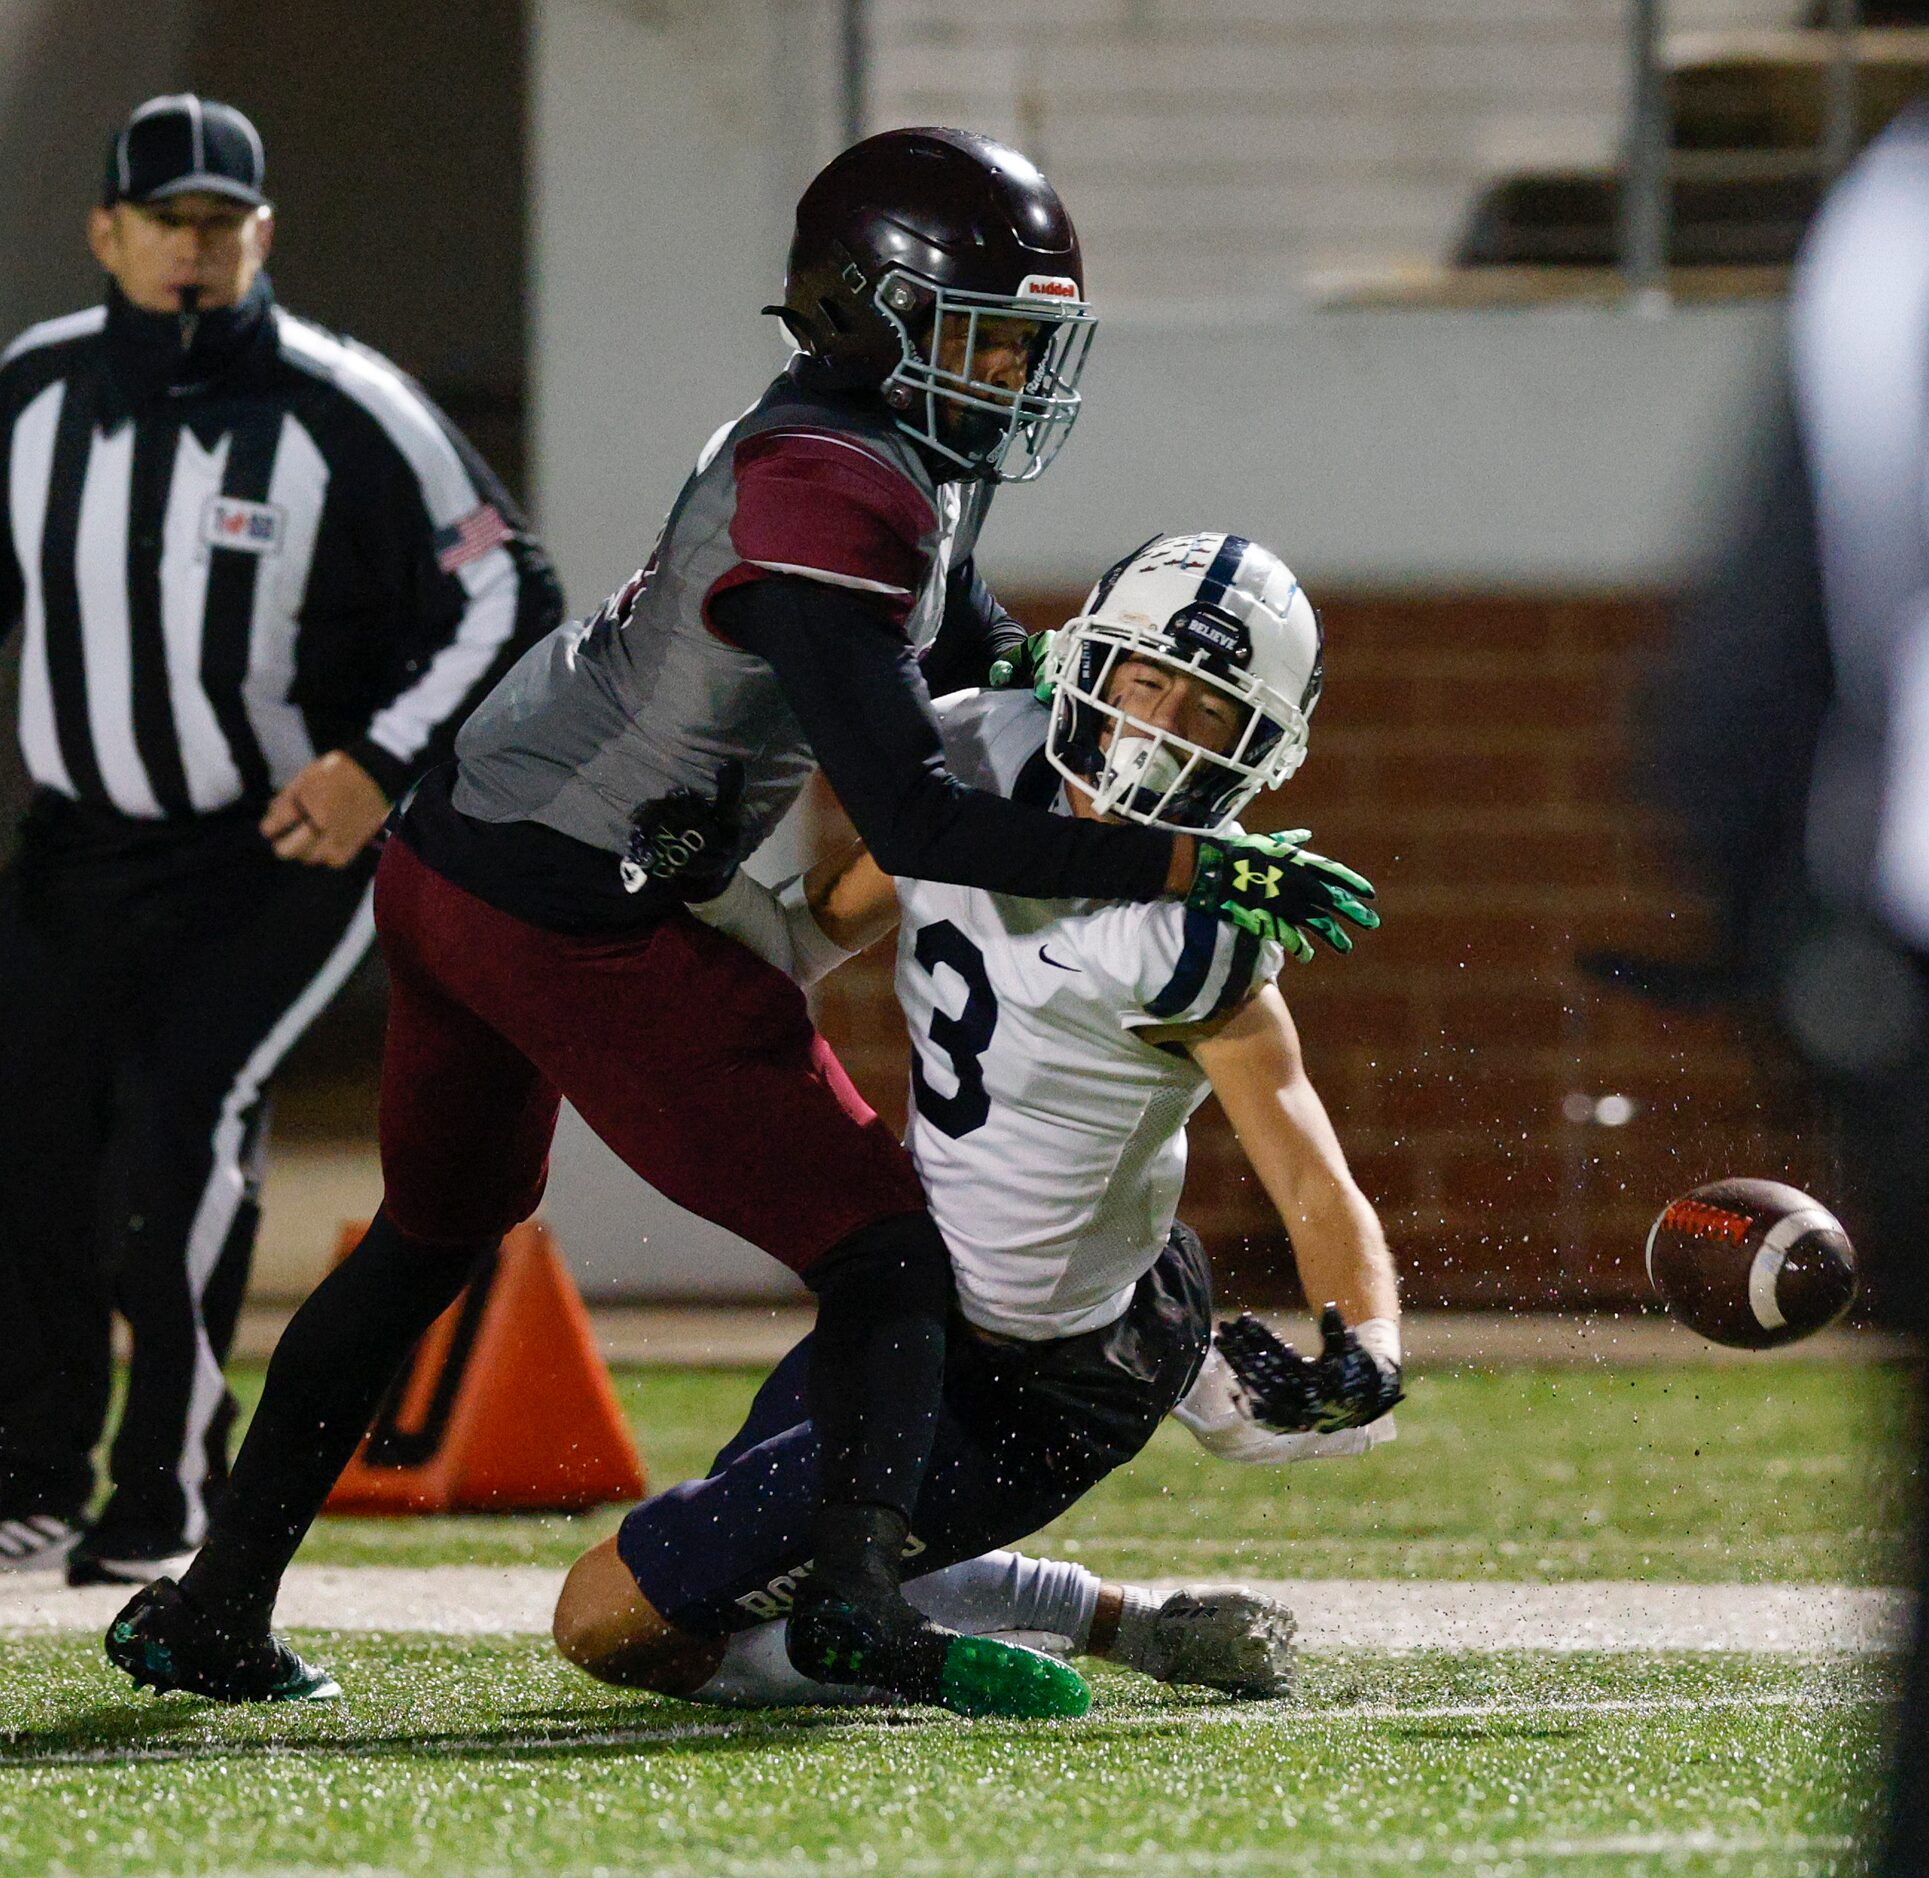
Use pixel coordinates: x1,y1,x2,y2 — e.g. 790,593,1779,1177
1619,0,1863,302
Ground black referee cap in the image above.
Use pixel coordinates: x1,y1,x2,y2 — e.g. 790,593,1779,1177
103,95,266,210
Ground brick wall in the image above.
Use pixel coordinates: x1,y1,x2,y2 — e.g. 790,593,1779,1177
812,593,1834,1311
869,0,1801,308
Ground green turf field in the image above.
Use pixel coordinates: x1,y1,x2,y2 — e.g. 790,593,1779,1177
0,1645,1889,1877
0,1356,1913,1875
296,1360,1916,1583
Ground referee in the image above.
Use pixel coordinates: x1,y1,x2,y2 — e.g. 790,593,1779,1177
0,95,561,1585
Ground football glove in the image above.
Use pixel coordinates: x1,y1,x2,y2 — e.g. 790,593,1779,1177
1187,830,1378,962
986,628,1056,702
1215,1305,1405,1434
621,759,744,900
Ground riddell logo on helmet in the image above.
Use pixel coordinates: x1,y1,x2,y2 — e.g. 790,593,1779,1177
1017,274,1080,302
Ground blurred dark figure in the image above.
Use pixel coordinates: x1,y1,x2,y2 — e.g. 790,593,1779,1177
1650,104,1929,1872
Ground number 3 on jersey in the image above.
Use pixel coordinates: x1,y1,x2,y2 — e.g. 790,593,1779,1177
909,921,999,1139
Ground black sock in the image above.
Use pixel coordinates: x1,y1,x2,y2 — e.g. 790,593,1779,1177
179,1211,492,1631
802,1212,954,1597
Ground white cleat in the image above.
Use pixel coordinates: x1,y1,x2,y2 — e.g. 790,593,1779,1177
1128,1587,1298,1697
0,1515,83,1574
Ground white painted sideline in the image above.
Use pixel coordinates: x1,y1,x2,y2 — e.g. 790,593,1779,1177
0,1569,1905,1654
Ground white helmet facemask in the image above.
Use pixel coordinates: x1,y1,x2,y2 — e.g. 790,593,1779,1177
1044,533,1322,836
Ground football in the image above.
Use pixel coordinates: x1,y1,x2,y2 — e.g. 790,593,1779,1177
1645,1178,1857,1349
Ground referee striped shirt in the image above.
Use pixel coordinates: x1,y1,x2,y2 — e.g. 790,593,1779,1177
0,284,561,818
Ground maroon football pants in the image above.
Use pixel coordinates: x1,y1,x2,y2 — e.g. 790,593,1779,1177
372,833,924,1269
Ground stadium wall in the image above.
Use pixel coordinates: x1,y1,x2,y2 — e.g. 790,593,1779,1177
528,0,1788,606
524,0,1833,1308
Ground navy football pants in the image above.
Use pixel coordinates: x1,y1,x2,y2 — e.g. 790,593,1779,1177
619,1224,1213,1638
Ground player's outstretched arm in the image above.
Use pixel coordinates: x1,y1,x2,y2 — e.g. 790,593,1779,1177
1190,985,1397,1331
713,576,1194,900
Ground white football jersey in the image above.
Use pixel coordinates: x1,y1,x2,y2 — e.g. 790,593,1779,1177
896,691,1287,1341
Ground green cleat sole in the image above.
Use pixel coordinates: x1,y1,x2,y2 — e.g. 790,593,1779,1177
937,1634,1091,1720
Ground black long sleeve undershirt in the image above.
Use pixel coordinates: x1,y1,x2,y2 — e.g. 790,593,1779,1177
714,575,1174,902
917,557,1026,701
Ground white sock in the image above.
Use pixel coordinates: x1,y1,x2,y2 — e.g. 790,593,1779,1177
1104,1586,1165,1674
690,1620,879,1708
904,1550,1103,1649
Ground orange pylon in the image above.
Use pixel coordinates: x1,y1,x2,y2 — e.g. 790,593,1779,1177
323,1219,646,1515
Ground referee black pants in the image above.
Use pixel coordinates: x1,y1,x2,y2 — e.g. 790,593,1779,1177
0,791,375,1545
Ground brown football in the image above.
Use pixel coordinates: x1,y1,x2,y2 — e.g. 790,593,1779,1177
1646,1178,1856,1349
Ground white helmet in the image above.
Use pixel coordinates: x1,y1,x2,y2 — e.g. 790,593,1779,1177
1044,532,1323,835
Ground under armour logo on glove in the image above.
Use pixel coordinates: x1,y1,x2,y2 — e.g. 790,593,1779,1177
1188,830,1378,963
621,760,745,900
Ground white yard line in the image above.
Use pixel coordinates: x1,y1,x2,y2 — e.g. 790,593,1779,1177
38,1840,1873,1878
49,1836,1871,1878
4,1696,1878,1773
0,1567,1906,1653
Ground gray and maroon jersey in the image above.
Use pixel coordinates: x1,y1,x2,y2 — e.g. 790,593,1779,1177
451,363,992,860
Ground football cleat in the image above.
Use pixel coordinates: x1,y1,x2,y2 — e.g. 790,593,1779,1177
0,1513,82,1573
938,1631,1091,1720
105,1578,341,1703
1116,1587,1297,1697
788,1593,1090,1721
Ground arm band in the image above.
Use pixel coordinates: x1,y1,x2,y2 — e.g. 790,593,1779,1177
688,870,860,989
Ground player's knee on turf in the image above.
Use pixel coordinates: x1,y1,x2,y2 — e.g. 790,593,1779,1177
553,1537,726,1695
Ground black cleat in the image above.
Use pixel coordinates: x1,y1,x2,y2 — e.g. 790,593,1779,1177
788,1591,1089,1721
105,1578,340,1703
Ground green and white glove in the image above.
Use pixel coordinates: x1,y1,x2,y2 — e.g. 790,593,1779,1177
987,628,1057,702
1187,828,1379,962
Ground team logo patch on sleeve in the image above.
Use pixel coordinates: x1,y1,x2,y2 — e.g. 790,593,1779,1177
435,502,513,574
201,496,286,555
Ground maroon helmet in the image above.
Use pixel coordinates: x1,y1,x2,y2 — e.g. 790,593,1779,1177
772,126,1097,483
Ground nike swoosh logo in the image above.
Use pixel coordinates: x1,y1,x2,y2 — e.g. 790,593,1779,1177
1038,945,1081,973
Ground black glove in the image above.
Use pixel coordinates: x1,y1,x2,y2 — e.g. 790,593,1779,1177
1186,830,1379,961
620,759,744,901
1216,1304,1404,1434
